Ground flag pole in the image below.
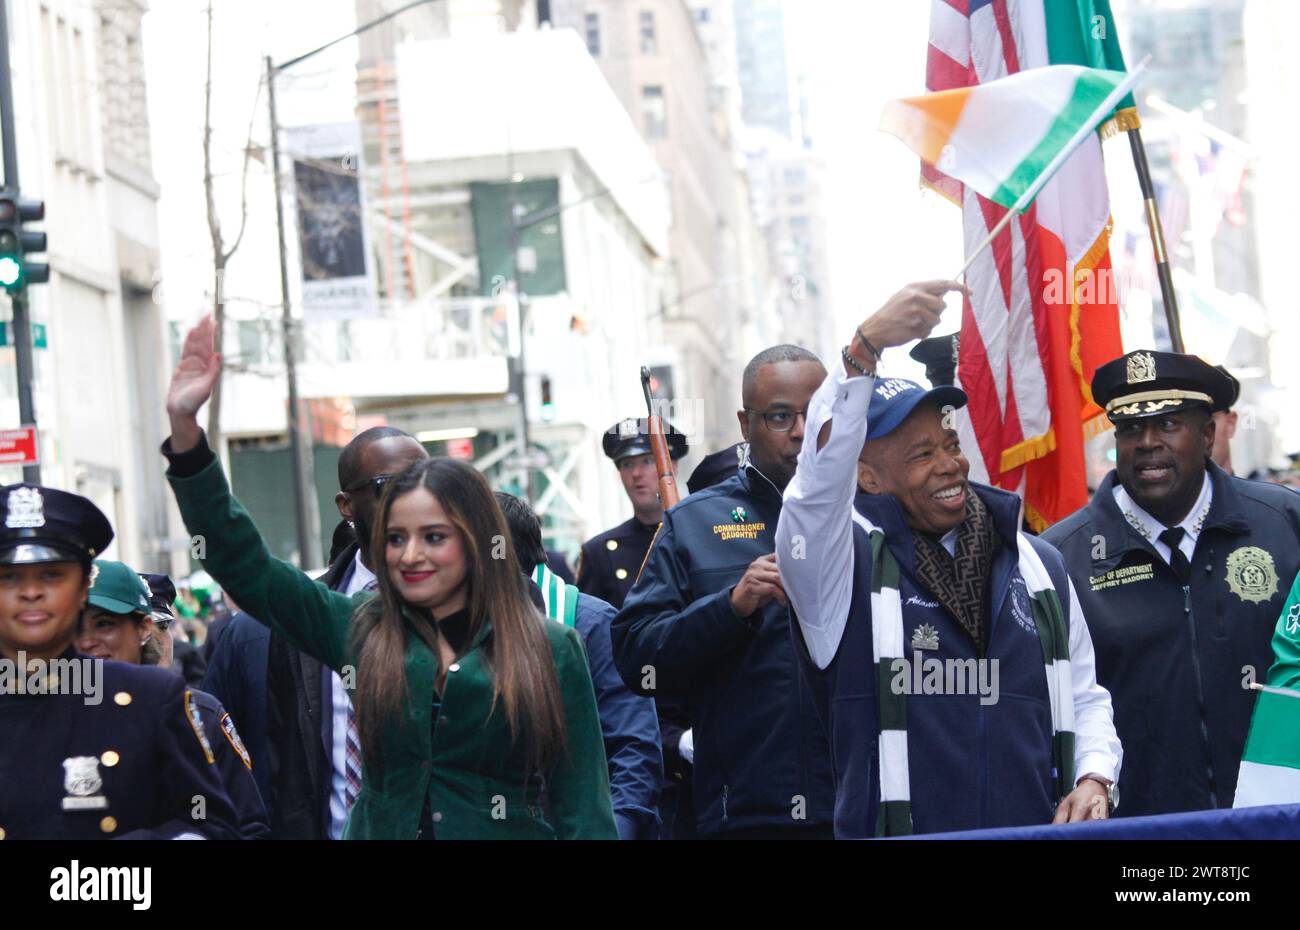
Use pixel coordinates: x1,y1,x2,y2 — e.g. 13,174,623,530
1126,125,1184,352
954,58,1150,280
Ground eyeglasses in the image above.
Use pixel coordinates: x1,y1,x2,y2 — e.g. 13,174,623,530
745,408,808,433
343,474,395,495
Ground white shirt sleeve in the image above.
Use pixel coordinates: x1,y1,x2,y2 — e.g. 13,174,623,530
776,364,875,670
1066,577,1123,787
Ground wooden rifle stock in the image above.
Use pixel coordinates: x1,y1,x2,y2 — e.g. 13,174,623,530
641,366,680,509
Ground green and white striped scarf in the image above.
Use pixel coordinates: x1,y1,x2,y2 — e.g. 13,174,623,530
854,510,1075,836
532,563,578,628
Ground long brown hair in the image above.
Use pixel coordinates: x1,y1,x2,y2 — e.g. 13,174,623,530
348,458,567,775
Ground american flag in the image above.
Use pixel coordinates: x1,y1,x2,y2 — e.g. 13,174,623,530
926,0,1126,529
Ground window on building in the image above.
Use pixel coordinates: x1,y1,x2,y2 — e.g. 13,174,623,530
788,215,810,230
584,11,601,56
696,7,711,24
642,85,667,138
787,194,805,207
783,167,807,186
640,10,657,55
237,320,271,367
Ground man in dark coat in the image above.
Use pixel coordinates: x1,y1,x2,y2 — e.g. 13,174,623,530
1044,350,1300,816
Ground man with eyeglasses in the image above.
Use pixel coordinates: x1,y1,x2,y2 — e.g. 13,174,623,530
611,345,836,839
202,426,428,838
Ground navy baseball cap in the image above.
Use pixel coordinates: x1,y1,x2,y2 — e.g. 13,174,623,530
866,377,968,441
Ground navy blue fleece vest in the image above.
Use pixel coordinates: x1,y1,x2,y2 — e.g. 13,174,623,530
809,485,1076,838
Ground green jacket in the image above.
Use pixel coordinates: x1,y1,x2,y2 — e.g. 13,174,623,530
168,457,617,840
1269,568,1300,690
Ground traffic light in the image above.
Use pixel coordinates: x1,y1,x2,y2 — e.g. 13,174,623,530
0,192,47,291
540,375,555,421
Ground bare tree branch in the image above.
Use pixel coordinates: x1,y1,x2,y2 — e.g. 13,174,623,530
202,1,262,451
202,0,226,452
222,76,264,263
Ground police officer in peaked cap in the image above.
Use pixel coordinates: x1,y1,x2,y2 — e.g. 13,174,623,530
576,417,688,610
0,484,240,839
1043,350,1300,817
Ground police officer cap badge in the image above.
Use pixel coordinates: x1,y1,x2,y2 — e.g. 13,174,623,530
1093,350,1237,423
0,484,114,565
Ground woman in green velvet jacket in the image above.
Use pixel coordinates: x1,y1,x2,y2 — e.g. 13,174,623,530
163,317,616,840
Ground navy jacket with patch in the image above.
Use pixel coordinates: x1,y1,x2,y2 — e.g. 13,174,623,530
804,483,1082,838
611,463,834,836
1042,463,1300,816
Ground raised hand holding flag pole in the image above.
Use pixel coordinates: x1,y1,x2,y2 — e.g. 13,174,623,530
879,58,1150,279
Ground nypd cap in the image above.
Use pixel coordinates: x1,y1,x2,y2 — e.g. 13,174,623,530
0,484,113,565
1213,364,1241,413
908,333,959,389
686,443,744,495
140,572,178,620
1093,350,1237,422
602,417,688,463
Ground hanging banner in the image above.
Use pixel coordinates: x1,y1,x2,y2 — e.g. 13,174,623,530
287,122,376,319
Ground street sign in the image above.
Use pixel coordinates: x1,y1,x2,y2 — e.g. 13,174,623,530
0,321,46,348
503,449,551,472
0,426,38,465
447,437,474,460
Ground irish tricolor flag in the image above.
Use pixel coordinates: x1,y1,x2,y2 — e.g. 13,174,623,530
910,0,1140,533
1234,686,1300,807
880,65,1140,212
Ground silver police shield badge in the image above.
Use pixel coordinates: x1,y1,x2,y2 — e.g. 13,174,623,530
5,487,45,528
1126,352,1156,385
61,756,108,810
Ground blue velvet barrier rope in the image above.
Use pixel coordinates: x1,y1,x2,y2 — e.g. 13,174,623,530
897,803,1300,840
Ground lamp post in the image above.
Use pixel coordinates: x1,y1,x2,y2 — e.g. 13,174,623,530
265,0,439,568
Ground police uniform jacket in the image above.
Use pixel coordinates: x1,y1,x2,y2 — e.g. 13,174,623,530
0,654,241,840
577,517,659,610
1043,462,1300,816
165,434,617,840
610,460,834,837
189,686,269,840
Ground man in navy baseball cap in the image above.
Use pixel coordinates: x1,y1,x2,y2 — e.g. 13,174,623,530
856,376,971,538
776,281,1121,837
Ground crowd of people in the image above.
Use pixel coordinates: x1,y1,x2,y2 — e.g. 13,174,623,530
1,280,1298,840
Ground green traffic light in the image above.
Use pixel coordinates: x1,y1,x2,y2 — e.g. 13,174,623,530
0,256,20,287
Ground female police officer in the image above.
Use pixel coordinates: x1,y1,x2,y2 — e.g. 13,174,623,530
0,485,239,839
77,560,268,839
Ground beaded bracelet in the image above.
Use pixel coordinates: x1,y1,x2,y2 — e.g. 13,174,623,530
842,346,873,376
